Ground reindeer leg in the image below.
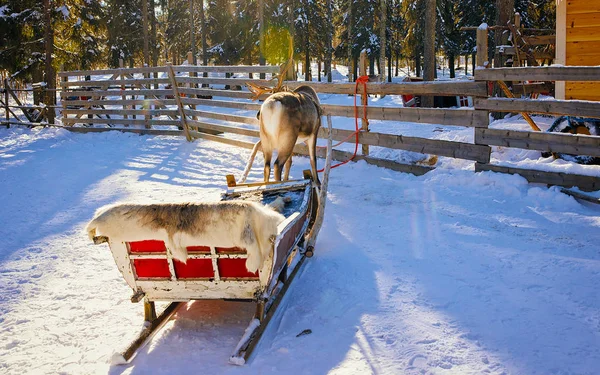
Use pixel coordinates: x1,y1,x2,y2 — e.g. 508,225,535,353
263,148,273,183
307,134,321,186
283,156,293,181
274,144,294,182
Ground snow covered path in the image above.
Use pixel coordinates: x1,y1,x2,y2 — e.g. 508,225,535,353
1,127,599,375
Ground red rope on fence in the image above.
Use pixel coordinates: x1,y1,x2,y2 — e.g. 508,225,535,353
317,75,369,172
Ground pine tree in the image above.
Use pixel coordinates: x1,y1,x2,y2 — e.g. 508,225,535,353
106,0,144,67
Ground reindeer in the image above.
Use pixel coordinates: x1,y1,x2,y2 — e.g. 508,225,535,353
255,85,322,186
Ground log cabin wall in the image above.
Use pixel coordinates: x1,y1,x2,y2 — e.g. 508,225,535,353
556,0,600,101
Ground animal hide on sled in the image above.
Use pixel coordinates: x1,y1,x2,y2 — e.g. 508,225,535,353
86,200,286,275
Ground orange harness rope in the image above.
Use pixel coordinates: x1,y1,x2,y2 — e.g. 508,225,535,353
317,75,369,172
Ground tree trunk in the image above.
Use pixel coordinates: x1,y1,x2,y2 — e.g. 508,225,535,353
150,0,159,88
494,0,513,69
305,31,310,81
143,0,150,66
347,0,353,82
189,0,196,64
415,54,421,77
200,0,208,85
422,0,436,107
387,55,392,82
449,52,455,78
151,0,158,66
324,0,332,82
259,0,266,79
43,0,55,123
318,60,321,81
379,0,386,82
395,54,399,76
288,0,296,80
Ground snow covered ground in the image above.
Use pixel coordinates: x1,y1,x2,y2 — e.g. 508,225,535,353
1,69,600,374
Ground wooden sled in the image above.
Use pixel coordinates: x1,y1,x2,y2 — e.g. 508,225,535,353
91,173,319,365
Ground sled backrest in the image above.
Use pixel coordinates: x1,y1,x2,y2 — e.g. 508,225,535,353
127,240,259,281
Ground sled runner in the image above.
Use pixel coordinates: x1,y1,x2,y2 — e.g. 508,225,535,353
90,174,320,365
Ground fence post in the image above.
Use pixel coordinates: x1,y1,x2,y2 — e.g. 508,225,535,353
60,65,67,127
3,79,9,127
359,50,369,156
144,64,150,129
476,24,489,68
187,51,197,121
119,59,128,123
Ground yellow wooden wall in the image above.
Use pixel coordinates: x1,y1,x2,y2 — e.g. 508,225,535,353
563,1,600,101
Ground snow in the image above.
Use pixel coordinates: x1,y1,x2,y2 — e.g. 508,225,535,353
56,5,69,20
1,70,600,374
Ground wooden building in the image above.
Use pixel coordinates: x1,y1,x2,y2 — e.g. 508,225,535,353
555,1,600,101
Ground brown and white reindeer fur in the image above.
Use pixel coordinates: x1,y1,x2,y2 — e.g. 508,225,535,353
86,200,286,281
257,85,322,186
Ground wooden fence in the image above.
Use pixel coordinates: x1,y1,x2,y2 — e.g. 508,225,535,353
7,63,598,192
473,66,600,191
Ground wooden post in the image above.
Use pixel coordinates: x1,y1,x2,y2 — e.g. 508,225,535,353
144,64,150,129
359,50,369,156
119,59,128,122
3,79,9,127
60,65,67,127
167,63,192,141
476,24,489,68
187,51,197,120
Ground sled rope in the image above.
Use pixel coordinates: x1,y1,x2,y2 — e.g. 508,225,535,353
317,75,369,172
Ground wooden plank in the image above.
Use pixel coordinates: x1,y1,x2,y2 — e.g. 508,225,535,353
62,118,182,126
61,126,186,136
565,54,600,66
283,80,488,97
63,99,177,106
474,66,600,82
522,35,556,45
183,80,488,97
474,128,600,157
473,97,600,119
494,46,554,60
565,41,600,57
174,65,280,74
560,188,600,204
167,64,192,141
565,82,600,101
477,24,489,68
567,25,600,42
60,77,171,88
188,121,259,137
62,109,179,116
180,98,261,111
475,163,600,191
566,3,600,15
295,143,434,176
60,89,172,97
321,105,490,127
59,67,163,77
176,77,273,86
179,87,256,99
58,65,279,78
511,82,554,95
184,110,258,125
321,127,491,163
566,12,600,28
